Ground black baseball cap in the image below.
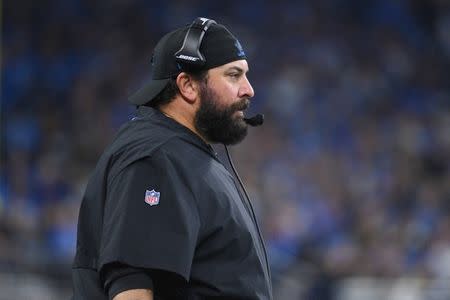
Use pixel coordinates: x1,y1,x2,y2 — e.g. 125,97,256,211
128,18,247,106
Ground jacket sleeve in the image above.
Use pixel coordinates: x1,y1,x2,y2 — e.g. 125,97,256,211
102,263,154,300
98,148,200,283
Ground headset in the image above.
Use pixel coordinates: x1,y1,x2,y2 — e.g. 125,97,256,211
174,17,217,68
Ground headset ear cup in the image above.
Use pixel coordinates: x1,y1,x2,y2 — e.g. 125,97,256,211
174,17,216,68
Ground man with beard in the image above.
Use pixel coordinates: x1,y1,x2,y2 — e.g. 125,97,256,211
72,18,272,300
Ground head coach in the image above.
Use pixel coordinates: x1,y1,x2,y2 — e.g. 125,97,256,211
72,17,272,300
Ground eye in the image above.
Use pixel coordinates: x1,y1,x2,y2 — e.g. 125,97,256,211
228,73,240,79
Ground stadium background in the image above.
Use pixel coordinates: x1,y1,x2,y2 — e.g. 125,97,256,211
1,0,449,299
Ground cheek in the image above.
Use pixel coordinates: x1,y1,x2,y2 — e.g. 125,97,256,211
209,84,236,107
219,82,240,102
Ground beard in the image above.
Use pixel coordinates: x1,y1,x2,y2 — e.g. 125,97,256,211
194,84,249,145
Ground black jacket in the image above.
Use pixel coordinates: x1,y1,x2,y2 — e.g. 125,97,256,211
72,106,272,299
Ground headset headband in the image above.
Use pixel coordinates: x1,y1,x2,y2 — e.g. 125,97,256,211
174,17,217,67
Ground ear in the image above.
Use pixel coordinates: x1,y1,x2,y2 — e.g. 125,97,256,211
176,72,200,104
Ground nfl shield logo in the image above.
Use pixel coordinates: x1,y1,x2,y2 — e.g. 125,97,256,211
145,189,160,206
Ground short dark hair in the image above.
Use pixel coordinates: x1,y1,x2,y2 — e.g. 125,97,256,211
145,69,209,108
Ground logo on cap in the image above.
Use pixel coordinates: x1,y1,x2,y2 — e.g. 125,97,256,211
235,40,245,57
145,189,160,206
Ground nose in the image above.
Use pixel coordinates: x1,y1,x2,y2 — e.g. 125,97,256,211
239,75,255,99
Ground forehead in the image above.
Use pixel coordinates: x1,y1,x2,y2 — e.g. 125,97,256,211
210,59,249,73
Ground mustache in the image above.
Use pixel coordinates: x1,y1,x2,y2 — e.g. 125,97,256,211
230,98,250,112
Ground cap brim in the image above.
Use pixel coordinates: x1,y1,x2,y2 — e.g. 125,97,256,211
128,78,171,105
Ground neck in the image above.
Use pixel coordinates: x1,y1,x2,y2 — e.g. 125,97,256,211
158,104,209,144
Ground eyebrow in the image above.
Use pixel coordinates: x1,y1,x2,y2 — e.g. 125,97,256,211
226,66,248,73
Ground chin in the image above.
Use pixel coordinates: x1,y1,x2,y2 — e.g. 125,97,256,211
234,117,247,128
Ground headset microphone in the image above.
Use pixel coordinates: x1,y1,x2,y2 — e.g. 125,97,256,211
244,114,264,127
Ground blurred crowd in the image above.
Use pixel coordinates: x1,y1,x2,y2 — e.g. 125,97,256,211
2,0,449,298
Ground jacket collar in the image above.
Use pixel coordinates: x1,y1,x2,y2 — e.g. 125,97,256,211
135,106,217,158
